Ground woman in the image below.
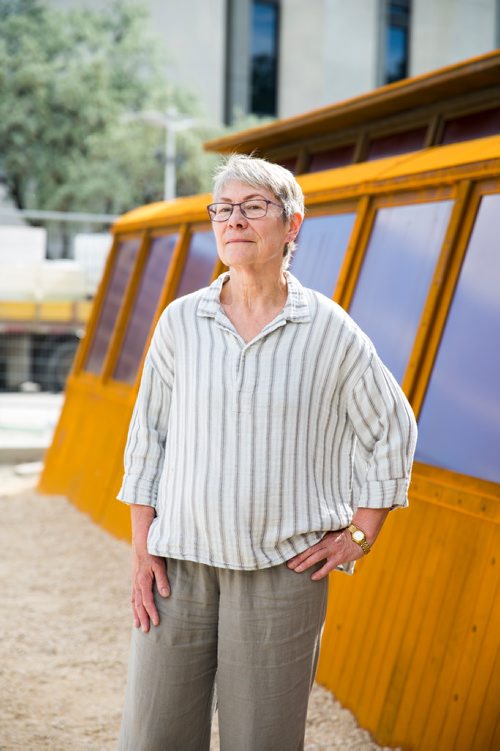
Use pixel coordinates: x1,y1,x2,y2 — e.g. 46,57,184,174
117,154,417,750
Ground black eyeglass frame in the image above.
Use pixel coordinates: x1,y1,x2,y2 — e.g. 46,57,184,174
206,199,284,222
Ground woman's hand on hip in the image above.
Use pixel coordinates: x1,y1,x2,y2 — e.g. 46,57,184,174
286,530,363,580
131,549,170,632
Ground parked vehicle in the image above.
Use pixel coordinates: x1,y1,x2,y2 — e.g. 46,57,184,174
0,226,110,391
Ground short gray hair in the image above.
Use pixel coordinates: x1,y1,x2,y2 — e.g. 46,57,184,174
212,154,304,269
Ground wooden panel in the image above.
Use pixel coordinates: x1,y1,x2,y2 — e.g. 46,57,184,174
316,473,500,751
437,532,499,749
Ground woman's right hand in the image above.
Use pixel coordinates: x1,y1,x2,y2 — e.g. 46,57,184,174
131,549,170,632
130,504,170,632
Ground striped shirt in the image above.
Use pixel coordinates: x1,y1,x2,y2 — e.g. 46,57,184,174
118,271,417,572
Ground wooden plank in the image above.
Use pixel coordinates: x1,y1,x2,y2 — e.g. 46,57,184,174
458,547,500,750
419,521,495,748
333,513,410,708
316,562,368,693
490,674,500,751
436,530,498,749
388,504,463,745
359,501,437,740
411,473,500,523
38,381,89,494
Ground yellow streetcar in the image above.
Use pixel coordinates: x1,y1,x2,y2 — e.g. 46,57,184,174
40,51,500,751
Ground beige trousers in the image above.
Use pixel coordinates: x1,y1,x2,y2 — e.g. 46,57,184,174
118,558,328,751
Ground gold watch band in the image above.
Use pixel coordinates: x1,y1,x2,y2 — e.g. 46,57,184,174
347,523,371,554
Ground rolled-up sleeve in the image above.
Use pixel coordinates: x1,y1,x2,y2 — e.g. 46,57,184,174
347,353,417,509
117,310,174,507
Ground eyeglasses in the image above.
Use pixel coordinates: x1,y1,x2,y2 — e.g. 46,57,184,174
207,199,284,222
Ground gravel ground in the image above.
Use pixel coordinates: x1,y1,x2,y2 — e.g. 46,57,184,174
0,465,397,750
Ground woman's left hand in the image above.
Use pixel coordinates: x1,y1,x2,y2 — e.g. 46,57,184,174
286,530,364,580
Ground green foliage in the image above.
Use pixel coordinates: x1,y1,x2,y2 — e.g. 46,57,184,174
0,0,220,215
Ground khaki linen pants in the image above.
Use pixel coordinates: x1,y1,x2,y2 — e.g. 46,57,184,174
118,558,328,751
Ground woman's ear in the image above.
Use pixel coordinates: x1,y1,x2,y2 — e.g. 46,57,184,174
287,211,303,242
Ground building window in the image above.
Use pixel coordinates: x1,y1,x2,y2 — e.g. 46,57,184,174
384,0,411,85
250,1,279,116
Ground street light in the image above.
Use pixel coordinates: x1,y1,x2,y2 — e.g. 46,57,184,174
122,108,194,200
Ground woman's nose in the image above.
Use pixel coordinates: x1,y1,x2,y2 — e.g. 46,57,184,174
227,205,247,227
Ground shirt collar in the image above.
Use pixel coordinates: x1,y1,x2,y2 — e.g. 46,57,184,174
196,270,311,323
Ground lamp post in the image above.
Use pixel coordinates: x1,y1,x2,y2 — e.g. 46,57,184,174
123,108,194,200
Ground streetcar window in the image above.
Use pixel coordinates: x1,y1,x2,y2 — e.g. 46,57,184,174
84,237,141,375
290,213,356,298
416,193,500,483
348,200,453,383
113,233,178,384
175,230,218,299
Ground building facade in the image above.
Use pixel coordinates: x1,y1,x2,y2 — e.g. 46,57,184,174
51,0,500,123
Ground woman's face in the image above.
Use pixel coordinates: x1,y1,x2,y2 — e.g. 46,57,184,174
211,180,302,273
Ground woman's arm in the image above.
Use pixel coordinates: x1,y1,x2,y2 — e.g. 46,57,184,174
286,507,390,579
288,351,417,579
118,308,176,629
130,504,170,632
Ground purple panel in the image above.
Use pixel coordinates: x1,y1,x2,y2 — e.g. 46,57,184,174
308,144,355,172
441,108,500,145
113,233,178,384
84,238,141,375
349,200,453,383
290,213,356,298
366,127,427,161
175,230,218,298
416,194,500,483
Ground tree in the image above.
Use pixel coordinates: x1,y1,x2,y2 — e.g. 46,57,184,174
0,0,219,218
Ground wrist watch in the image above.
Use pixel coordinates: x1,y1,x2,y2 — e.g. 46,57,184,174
347,523,371,554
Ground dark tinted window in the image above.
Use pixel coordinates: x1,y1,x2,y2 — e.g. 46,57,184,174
308,145,355,172
441,108,500,145
84,237,141,375
349,200,453,383
291,213,356,298
113,233,178,384
366,127,427,161
416,194,500,483
176,230,218,298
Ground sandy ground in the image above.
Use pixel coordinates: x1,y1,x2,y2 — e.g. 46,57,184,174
0,466,397,751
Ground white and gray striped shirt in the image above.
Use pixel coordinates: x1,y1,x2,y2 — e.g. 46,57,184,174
118,271,417,571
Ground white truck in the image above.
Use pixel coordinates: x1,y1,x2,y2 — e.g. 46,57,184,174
0,227,110,391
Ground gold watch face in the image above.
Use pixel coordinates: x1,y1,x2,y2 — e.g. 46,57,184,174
352,530,365,543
